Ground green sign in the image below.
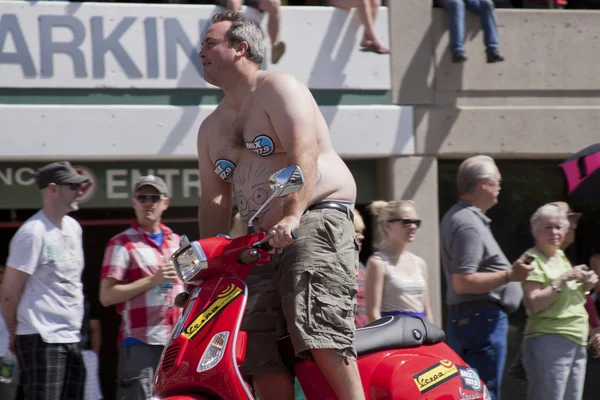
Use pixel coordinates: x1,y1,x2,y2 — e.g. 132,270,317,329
0,160,376,209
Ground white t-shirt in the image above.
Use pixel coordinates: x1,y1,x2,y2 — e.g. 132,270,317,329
6,210,84,344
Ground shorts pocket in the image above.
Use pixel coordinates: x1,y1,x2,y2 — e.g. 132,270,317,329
322,213,344,249
307,272,357,338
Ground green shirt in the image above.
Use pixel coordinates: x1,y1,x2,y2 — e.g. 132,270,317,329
523,248,588,346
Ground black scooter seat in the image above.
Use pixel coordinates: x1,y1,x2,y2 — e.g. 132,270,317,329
354,315,445,355
277,316,446,373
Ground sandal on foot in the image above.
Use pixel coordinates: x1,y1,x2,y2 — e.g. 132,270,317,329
360,43,389,55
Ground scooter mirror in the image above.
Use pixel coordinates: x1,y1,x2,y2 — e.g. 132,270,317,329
247,166,304,233
269,166,305,197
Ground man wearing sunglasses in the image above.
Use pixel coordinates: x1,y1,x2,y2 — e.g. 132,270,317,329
99,175,184,400
440,155,534,400
1,161,89,400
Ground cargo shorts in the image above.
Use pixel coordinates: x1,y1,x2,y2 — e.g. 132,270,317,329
239,208,359,376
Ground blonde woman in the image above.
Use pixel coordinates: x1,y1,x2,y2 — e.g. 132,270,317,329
365,200,433,324
522,204,598,400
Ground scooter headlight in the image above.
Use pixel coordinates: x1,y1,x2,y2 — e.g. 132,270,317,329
172,237,208,282
197,331,229,372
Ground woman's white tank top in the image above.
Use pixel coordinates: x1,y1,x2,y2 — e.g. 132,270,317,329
375,251,426,313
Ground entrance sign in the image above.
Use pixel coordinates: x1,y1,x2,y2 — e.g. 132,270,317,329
0,160,375,209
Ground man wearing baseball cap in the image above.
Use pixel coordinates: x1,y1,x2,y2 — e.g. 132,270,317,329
99,175,183,400
1,161,89,399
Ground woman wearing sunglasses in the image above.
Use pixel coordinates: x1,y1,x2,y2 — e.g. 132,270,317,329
364,200,434,324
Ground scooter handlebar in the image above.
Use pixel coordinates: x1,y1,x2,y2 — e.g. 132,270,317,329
252,229,298,251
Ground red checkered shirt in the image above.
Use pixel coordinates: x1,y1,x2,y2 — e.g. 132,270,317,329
101,221,184,346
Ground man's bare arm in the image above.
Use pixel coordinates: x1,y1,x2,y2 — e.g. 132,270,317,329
265,73,319,220
452,271,511,295
100,260,178,306
1,267,29,340
99,277,155,306
453,254,534,295
197,121,233,238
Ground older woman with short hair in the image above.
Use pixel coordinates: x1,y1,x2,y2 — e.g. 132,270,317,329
522,204,598,400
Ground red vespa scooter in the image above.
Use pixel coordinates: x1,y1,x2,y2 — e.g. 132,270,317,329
152,165,492,400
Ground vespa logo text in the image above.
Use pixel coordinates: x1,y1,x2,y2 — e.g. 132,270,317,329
181,284,243,340
412,359,459,394
459,387,482,400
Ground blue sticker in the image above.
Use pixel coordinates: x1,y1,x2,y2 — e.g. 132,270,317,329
214,159,236,180
245,135,275,157
457,366,483,393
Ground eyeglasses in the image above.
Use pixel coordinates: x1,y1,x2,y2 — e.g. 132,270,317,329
61,183,82,191
135,194,163,204
387,218,422,228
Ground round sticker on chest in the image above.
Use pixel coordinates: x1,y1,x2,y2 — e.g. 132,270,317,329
245,135,275,157
214,159,236,180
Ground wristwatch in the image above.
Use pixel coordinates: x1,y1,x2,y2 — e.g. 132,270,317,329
550,283,562,293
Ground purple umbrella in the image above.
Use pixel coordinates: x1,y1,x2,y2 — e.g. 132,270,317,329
560,143,600,204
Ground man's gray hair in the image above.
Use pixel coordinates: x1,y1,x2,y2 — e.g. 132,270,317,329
530,204,570,236
212,10,264,66
456,155,498,195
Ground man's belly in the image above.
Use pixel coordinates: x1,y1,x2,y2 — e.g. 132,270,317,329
233,155,287,230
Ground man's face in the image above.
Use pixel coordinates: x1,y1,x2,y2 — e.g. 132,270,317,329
479,167,502,207
132,186,169,225
199,22,237,86
47,182,83,213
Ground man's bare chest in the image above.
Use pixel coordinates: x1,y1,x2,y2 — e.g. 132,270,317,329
232,113,281,158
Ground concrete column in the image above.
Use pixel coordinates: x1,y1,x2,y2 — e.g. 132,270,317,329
376,156,442,325
389,0,435,105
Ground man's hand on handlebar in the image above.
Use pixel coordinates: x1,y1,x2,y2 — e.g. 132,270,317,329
254,216,300,253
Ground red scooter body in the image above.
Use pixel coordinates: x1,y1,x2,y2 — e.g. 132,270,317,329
154,233,491,400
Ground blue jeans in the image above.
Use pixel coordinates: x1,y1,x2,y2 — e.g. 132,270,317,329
437,0,500,53
447,307,508,400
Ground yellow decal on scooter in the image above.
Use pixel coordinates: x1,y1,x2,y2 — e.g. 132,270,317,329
181,284,243,340
412,359,459,394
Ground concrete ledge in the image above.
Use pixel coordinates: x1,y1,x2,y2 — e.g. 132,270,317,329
415,106,600,157
433,9,600,91
0,104,414,160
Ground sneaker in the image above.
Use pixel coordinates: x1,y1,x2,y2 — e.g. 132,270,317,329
271,42,286,65
487,51,505,63
452,51,468,63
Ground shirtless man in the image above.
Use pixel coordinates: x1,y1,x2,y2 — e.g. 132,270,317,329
196,10,364,400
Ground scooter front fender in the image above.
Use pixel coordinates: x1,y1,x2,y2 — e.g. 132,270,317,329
154,396,211,400
154,277,253,399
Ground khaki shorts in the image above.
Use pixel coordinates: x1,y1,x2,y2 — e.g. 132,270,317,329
239,208,359,376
